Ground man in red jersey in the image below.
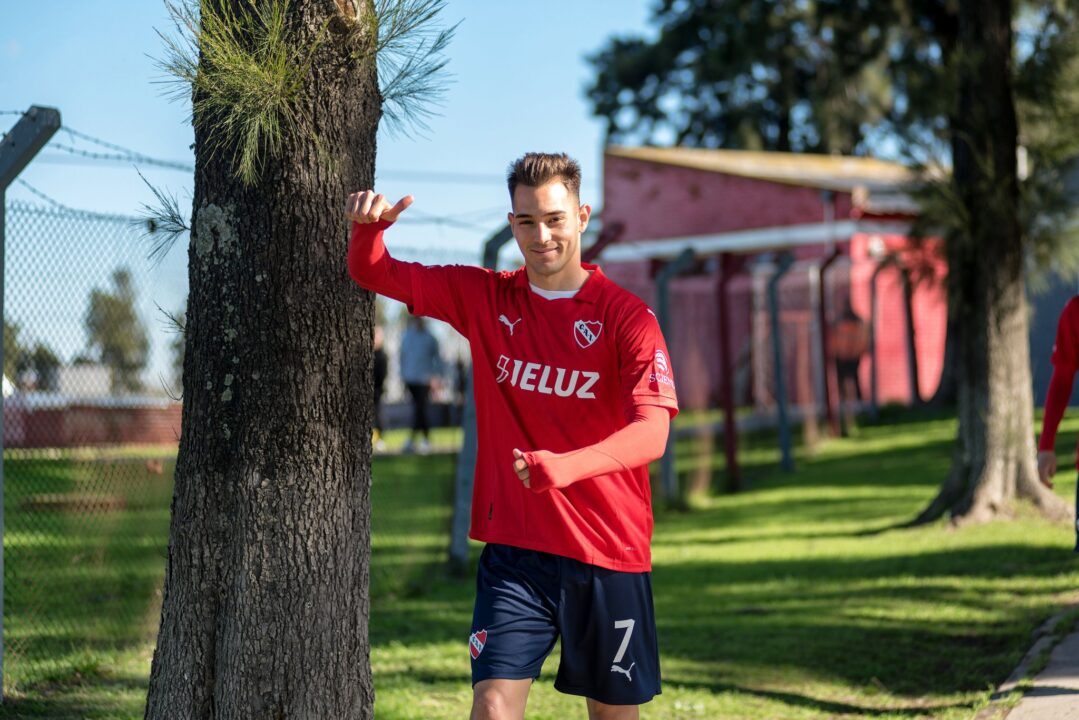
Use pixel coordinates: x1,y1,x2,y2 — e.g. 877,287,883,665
1037,295,1079,549
346,153,678,720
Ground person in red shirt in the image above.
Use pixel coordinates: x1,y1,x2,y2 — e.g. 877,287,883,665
1037,295,1079,549
346,153,678,720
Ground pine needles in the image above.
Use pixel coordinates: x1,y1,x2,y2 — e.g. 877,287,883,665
155,0,456,183
157,0,327,184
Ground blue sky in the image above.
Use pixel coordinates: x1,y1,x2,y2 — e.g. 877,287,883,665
1,1,655,386
3,1,655,241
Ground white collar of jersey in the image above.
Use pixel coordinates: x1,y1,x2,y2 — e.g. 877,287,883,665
529,283,580,300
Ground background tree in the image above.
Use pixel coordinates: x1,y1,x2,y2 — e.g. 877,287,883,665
589,1,1079,523
913,0,1073,523
587,0,899,153
3,319,25,383
144,1,452,717
85,267,150,394
27,343,61,392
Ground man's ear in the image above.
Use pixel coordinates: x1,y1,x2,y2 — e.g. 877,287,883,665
507,211,515,226
578,203,592,232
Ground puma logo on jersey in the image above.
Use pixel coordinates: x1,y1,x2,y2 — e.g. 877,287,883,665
495,355,599,399
499,314,521,335
610,662,635,682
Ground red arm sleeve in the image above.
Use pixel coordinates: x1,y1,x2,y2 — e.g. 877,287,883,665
347,220,414,306
1039,297,1079,452
523,404,671,493
1040,366,1074,452
347,219,488,336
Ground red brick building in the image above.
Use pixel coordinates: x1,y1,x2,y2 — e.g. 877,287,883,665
595,146,946,420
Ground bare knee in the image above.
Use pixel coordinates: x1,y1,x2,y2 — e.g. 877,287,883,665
471,679,530,720
586,698,639,720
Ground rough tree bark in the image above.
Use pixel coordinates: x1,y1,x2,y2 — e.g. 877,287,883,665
145,1,381,717
915,0,1072,525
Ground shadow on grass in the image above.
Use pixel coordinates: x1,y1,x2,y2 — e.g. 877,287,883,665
668,677,971,716
0,672,149,719
652,542,1078,697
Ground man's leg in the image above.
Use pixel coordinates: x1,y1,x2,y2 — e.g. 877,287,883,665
586,698,639,720
470,546,560,718
415,381,431,441
404,383,423,450
471,678,531,720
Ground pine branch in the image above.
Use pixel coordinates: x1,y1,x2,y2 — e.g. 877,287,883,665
370,0,457,136
135,169,190,266
154,0,329,184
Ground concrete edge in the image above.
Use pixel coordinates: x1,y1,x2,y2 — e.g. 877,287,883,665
973,602,1079,720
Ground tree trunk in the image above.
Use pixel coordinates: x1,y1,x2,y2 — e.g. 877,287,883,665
146,2,382,717
916,0,1071,525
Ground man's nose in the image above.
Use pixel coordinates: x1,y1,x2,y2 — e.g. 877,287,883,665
538,224,553,243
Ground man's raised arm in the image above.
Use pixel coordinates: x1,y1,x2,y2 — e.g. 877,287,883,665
345,190,415,305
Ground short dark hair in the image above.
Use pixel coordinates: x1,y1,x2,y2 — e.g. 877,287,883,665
506,152,581,203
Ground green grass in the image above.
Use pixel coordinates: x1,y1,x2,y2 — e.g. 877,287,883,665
3,411,1079,718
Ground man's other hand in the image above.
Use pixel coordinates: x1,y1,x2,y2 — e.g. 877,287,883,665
1037,450,1058,489
345,191,413,224
512,448,530,489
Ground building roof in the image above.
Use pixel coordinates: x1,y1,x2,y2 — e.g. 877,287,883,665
606,145,918,199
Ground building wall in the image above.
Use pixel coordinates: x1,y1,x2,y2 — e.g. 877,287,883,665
4,400,182,448
603,154,855,244
599,243,948,414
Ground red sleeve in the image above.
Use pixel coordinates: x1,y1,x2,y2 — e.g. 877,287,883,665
617,305,679,419
523,404,670,492
347,220,487,336
1051,297,1079,372
1039,366,1074,451
1039,297,1079,451
348,220,414,304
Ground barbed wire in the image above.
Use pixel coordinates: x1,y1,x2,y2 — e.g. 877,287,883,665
15,180,68,210
48,142,194,173
6,114,507,231
377,168,503,185
13,180,142,223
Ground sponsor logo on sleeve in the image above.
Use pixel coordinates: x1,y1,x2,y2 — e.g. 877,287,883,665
469,629,488,660
573,320,603,348
654,350,669,373
650,349,675,389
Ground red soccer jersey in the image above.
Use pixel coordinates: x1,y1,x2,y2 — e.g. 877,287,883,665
1040,296,1079,468
349,221,679,571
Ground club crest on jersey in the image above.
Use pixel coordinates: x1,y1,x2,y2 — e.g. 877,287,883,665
574,320,603,348
469,629,488,660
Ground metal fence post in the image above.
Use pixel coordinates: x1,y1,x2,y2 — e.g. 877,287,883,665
768,252,795,472
448,224,512,574
0,105,61,698
655,248,695,506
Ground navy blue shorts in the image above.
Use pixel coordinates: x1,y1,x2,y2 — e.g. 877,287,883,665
469,543,661,705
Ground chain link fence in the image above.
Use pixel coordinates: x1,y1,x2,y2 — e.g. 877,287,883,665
4,199,182,694
3,196,480,696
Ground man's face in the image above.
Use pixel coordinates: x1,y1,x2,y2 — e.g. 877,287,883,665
508,180,592,289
